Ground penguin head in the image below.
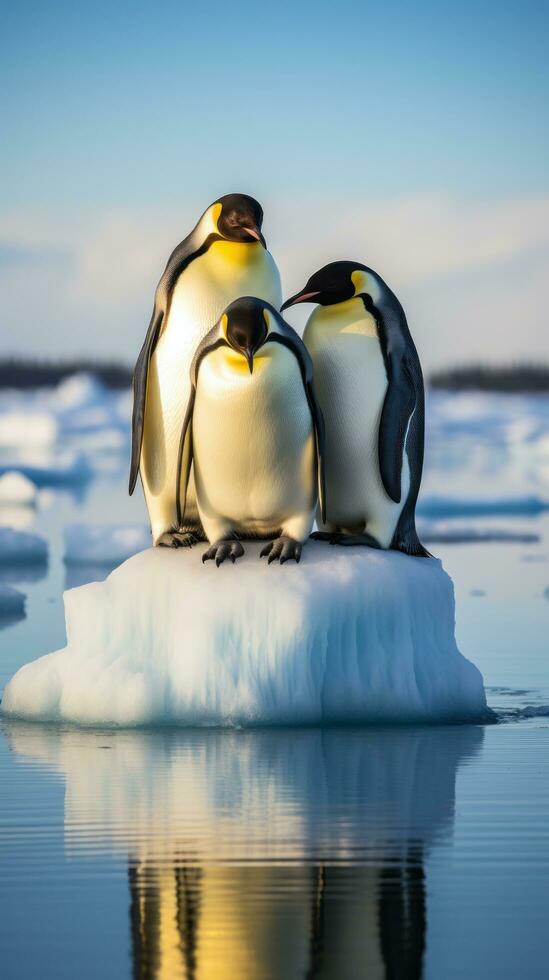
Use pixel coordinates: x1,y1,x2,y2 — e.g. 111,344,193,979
281,261,382,310
222,297,271,374
214,193,266,247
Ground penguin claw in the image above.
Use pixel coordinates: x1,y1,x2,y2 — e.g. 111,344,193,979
202,539,244,566
261,536,302,565
157,530,202,549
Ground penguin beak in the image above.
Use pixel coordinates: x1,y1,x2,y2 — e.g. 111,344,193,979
245,348,254,374
242,226,267,248
281,290,321,311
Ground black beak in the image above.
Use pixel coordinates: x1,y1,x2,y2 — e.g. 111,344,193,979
245,348,254,374
280,289,321,312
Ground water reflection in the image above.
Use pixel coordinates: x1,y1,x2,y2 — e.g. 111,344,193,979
6,724,483,979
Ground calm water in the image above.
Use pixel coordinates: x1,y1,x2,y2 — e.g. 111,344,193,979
1,388,548,978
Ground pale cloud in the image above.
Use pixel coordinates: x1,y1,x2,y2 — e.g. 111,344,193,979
1,193,548,370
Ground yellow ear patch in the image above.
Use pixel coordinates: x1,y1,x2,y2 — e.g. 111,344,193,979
263,309,271,331
211,202,223,231
351,269,370,296
220,313,228,337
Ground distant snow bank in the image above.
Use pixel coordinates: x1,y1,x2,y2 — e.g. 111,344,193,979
2,543,488,727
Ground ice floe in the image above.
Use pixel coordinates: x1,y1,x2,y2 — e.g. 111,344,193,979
51,372,107,412
2,543,488,727
0,471,38,507
0,411,57,448
0,583,26,620
0,527,48,565
0,451,92,487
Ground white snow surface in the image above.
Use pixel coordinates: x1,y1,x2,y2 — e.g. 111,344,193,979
0,527,48,565
64,524,151,564
2,543,488,727
0,471,37,506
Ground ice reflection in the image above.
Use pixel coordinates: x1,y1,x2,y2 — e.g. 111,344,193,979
6,724,483,979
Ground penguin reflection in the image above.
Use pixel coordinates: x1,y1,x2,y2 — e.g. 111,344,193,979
5,726,482,980
128,854,426,980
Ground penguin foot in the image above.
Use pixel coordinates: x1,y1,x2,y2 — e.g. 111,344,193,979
157,530,201,549
202,539,245,567
260,537,302,565
329,532,381,548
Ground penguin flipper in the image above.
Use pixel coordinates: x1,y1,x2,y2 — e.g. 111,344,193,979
306,378,327,524
129,306,163,495
175,387,195,528
378,358,416,505
175,323,231,525
129,225,218,496
269,328,327,523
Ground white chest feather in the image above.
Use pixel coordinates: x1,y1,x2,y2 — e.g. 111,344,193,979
304,299,409,546
192,343,315,537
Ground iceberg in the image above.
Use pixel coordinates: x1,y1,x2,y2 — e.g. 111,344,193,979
0,450,92,487
2,543,488,727
0,583,26,626
0,527,48,566
0,471,38,507
0,410,58,448
51,372,107,412
64,523,151,564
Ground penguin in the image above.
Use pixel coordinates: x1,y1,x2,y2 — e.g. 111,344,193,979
175,297,326,566
129,194,282,547
281,262,431,557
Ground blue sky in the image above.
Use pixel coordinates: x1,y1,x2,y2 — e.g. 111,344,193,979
1,0,548,366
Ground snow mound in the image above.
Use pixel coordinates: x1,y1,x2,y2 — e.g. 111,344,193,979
0,412,57,448
64,524,150,564
0,584,26,617
0,527,48,565
2,543,488,727
0,472,37,507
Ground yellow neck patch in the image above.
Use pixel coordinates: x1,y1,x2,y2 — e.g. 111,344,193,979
209,239,263,267
310,297,378,338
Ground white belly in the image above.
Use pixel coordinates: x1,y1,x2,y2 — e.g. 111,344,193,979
192,343,316,541
140,243,282,542
304,304,409,548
